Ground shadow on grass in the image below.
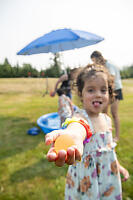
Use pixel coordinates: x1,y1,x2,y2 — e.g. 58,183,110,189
0,115,43,161
10,159,67,183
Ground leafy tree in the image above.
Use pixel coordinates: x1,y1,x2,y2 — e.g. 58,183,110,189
47,53,62,77
120,65,133,79
0,58,12,77
13,63,21,77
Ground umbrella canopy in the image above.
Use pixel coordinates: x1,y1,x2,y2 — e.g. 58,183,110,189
17,28,104,55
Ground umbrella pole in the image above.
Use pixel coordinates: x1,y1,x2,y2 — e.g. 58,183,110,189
46,77,49,94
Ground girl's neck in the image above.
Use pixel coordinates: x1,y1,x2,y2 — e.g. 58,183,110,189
85,110,101,118
85,111,108,133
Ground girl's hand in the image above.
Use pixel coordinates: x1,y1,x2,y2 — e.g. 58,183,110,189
113,137,119,143
119,165,129,182
45,129,84,167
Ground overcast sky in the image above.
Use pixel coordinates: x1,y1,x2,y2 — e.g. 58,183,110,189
0,0,133,71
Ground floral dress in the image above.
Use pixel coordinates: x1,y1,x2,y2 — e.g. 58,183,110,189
65,109,122,200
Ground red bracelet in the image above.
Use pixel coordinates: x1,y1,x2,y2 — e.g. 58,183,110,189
62,118,92,144
78,119,92,144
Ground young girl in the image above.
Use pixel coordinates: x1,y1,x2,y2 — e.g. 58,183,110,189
45,65,129,200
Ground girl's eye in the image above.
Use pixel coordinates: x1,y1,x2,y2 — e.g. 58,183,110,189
101,89,107,93
88,89,93,92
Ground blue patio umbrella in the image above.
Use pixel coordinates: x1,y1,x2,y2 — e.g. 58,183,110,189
17,28,104,55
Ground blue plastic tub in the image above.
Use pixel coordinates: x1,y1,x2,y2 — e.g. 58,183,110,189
37,112,61,134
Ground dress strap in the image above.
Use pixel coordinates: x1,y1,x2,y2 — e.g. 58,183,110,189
102,113,112,132
103,113,110,125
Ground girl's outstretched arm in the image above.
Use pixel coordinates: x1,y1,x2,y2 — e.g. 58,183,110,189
45,120,87,167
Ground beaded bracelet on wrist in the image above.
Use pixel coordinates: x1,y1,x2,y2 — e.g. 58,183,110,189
62,117,92,144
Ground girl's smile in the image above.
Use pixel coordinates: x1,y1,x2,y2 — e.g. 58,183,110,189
92,100,102,107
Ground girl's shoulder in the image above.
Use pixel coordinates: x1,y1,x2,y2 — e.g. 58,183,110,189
101,113,112,131
102,113,111,123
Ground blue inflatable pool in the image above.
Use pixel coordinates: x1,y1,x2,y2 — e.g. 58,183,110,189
37,112,61,134
37,106,79,134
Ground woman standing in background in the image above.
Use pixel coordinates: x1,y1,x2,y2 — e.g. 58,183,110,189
90,51,123,141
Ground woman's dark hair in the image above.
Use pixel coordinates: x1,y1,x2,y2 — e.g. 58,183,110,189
90,51,106,65
90,51,103,58
76,65,115,103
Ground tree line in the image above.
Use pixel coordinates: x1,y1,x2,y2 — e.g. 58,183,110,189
0,54,65,78
0,56,133,79
120,65,133,79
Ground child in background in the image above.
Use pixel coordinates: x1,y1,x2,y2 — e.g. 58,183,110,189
51,68,79,99
56,88,74,125
46,65,129,200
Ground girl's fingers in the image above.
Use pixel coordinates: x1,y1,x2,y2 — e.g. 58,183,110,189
65,146,82,165
122,170,130,182
113,137,119,143
46,147,81,166
45,130,83,166
65,147,75,165
119,166,130,182
46,147,57,162
45,130,63,145
74,147,82,161
67,145,81,162
55,150,67,167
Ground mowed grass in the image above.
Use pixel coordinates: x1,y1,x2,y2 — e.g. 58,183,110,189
0,78,133,200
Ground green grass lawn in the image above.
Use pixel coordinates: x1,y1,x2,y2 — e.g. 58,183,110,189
0,78,133,200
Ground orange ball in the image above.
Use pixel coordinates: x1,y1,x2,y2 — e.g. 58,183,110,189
54,134,75,153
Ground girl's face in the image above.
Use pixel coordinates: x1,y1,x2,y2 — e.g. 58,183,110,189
81,72,109,117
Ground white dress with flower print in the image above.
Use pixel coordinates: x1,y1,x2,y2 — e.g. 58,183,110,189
65,109,122,200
